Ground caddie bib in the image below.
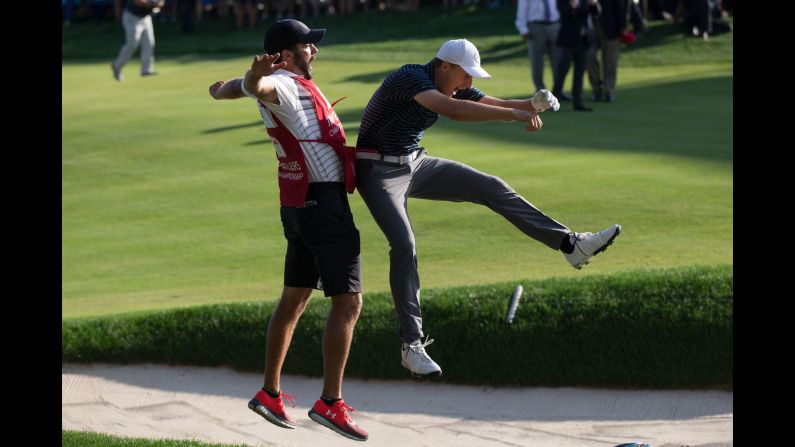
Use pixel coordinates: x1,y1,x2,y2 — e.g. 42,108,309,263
257,77,357,208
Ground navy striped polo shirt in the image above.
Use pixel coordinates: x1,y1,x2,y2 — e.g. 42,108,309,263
356,61,485,156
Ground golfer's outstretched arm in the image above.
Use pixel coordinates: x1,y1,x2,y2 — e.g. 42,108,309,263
414,89,542,132
481,90,560,113
480,96,537,113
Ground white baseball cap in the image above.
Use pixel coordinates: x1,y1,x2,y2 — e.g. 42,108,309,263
435,39,492,79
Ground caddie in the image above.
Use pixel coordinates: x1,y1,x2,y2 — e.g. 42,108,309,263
208,19,367,442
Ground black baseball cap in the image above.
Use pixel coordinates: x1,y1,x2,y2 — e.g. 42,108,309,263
264,19,326,55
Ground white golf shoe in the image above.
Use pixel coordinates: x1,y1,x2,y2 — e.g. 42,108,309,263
563,224,621,269
401,336,442,377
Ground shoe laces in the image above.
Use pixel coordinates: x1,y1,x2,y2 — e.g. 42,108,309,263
409,335,435,363
572,232,594,254
334,401,357,422
278,392,297,408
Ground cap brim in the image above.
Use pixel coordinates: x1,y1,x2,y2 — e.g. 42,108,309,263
461,65,492,79
301,29,326,44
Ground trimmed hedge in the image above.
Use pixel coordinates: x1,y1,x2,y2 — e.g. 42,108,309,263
63,265,732,389
62,431,250,447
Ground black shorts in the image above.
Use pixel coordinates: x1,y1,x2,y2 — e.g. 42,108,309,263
280,182,362,297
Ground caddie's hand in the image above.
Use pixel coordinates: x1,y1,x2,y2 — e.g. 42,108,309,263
525,111,543,132
530,89,560,113
209,80,224,99
251,53,288,78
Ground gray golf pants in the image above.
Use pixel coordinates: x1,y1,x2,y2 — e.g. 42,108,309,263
526,21,562,92
113,9,155,75
355,150,570,343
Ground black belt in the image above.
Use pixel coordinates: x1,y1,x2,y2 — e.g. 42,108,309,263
307,182,345,192
529,20,558,25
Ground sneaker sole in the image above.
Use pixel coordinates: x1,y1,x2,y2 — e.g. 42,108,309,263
571,225,621,269
308,409,368,441
248,399,296,429
409,370,442,379
592,225,621,256
402,359,443,378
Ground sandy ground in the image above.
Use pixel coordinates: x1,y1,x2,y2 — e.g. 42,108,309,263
62,364,732,447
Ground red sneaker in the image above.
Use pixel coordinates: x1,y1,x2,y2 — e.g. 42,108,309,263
308,399,369,441
248,389,297,429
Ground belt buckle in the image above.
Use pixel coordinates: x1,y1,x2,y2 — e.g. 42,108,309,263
399,152,416,165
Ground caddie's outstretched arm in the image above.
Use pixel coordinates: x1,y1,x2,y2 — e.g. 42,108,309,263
242,53,287,104
209,77,246,100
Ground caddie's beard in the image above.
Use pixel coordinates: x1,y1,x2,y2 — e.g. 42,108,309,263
296,55,314,80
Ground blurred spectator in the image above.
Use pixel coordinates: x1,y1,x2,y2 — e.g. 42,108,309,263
233,0,258,27
218,0,231,17
114,0,123,21
111,0,164,81
302,0,323,17
63,0,76,24
338,0,355,15
642,0,676,20
553,0,599,111
515,0,563,95
586,0,626,102
273,0,296,18
195,0,218,20
65,0,118,22
675,0,730,40
173,0,197,33
626,0,646,35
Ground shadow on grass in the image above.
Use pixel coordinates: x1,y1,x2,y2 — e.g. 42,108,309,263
338,75,732,163
202,121,262,133
199,74,730,164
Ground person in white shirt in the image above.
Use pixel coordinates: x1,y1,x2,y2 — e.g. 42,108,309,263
515,0,570,100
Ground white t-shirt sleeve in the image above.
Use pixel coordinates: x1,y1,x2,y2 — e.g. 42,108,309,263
269,75,299,112
240,76,258,100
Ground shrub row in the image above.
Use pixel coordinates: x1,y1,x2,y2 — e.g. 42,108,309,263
63,265,732,388
62,431,248,447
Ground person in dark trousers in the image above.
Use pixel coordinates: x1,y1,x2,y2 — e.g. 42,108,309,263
587,0,627,102
552,0,599,111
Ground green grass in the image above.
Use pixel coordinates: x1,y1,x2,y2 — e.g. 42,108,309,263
62,7,731,319
62,431,254,447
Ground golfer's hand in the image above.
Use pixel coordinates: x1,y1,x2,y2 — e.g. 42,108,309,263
524,111,543,132
209,81,224,99
251,53,288,78
531,89,560,112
